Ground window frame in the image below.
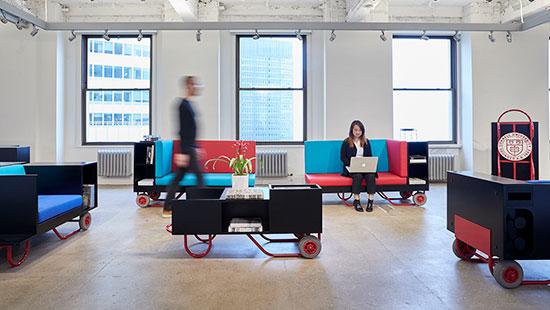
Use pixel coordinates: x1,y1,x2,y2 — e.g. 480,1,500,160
81,34,153,145
236,34,308,145
392,35,458,144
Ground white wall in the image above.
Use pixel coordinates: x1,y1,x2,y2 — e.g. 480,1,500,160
463,26,550,178
325,31,394,140
0,26,57,162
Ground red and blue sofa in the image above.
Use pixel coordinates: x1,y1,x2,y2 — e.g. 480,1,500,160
304,140,429,206
0,163,95,268
134,140,256,207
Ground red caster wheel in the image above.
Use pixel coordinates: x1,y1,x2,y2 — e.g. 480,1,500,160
299,235,321,259
493,260,523,289
452,239,476,260
400,191,413,200
136,194,151,208
413,192,427,206
148,192,161,201
79,212,92,231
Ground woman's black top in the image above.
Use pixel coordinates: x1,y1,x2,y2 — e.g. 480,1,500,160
340,138,373,177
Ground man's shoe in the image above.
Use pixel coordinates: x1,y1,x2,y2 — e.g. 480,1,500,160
162,209,172,218
353,199,364,212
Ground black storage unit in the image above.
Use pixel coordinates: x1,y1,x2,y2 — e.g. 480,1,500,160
447,171,550,288
407,141,429,189
170,185,323,258
133,141,157,193
0,145,30,163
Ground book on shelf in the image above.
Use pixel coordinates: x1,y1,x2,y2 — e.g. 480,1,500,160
409,155,427,164
228,218,263,232
409,178,427,185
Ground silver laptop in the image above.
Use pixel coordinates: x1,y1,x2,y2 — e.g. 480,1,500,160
346,157,378,173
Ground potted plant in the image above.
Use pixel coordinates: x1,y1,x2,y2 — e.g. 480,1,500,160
204,141,255,189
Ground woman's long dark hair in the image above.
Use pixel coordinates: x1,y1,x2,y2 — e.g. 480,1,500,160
346,120,366,147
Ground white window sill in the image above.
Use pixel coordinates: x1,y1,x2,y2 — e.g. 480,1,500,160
429,144,462,149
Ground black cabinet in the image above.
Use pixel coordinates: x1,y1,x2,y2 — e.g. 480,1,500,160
0,145,30,163
171,185,322,235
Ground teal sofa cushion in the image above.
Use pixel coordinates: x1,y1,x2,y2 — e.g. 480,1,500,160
304,140,389,174
0,164,26,175
156,173,256,187
155,140,173,178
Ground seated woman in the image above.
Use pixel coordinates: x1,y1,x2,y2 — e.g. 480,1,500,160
340,120,376,212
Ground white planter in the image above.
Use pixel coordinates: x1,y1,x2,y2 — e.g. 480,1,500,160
232,174,249,189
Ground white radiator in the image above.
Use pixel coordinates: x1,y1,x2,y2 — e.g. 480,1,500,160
97,149,132,177
429,154,455,182
257,151,288,177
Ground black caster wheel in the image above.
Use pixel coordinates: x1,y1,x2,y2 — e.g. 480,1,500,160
452,239,476,260
148,192,161,201
136,194,151,208
299,236,321,259
79,212,92,231
413,192,427,206
493,260,523,289
400,191,413,200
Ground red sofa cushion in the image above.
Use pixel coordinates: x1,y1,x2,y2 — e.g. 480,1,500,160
172,140,256,173
305,172,407,187
386,140,408,177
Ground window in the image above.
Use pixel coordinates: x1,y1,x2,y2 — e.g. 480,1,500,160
134,67,142,80
237,35,306,144
93,65,103,78
392,37,457,143
104,41,113,54
114,66,122,79
83,36,152,144
124,67,132,79
123,44,132,56
104,65,113,78
114,43,123,55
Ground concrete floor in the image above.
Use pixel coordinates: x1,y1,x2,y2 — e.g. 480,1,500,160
1,184,549,310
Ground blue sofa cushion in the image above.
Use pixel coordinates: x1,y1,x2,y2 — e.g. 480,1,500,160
0,164,26,175
156,173,256,187
304,140,389,174
155,140,174,178
38,195,83,223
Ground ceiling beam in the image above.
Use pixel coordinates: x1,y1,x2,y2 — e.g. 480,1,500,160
502,0,550,23
346,0,383,22
46,21,522,32
166,0,198,20
521,9,550,31
0,0,47,28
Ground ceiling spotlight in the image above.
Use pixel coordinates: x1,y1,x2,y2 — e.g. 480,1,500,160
103,29,110,41
506,31,512,43
0,10,8,24
296,29,303,41
488,31,495,43
379,30,387,42
453,31,462,43
30,24,39,37
420,30,429,41
253,29,260,40
329,30,336,42
137,29,143,42
68,30,76,42
15,18,24,30
196,30,202,42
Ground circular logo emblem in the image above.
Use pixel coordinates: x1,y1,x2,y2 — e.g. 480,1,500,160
498,132,532,161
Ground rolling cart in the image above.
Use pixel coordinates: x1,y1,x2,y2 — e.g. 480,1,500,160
447,171,550,288
166,185,323,259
